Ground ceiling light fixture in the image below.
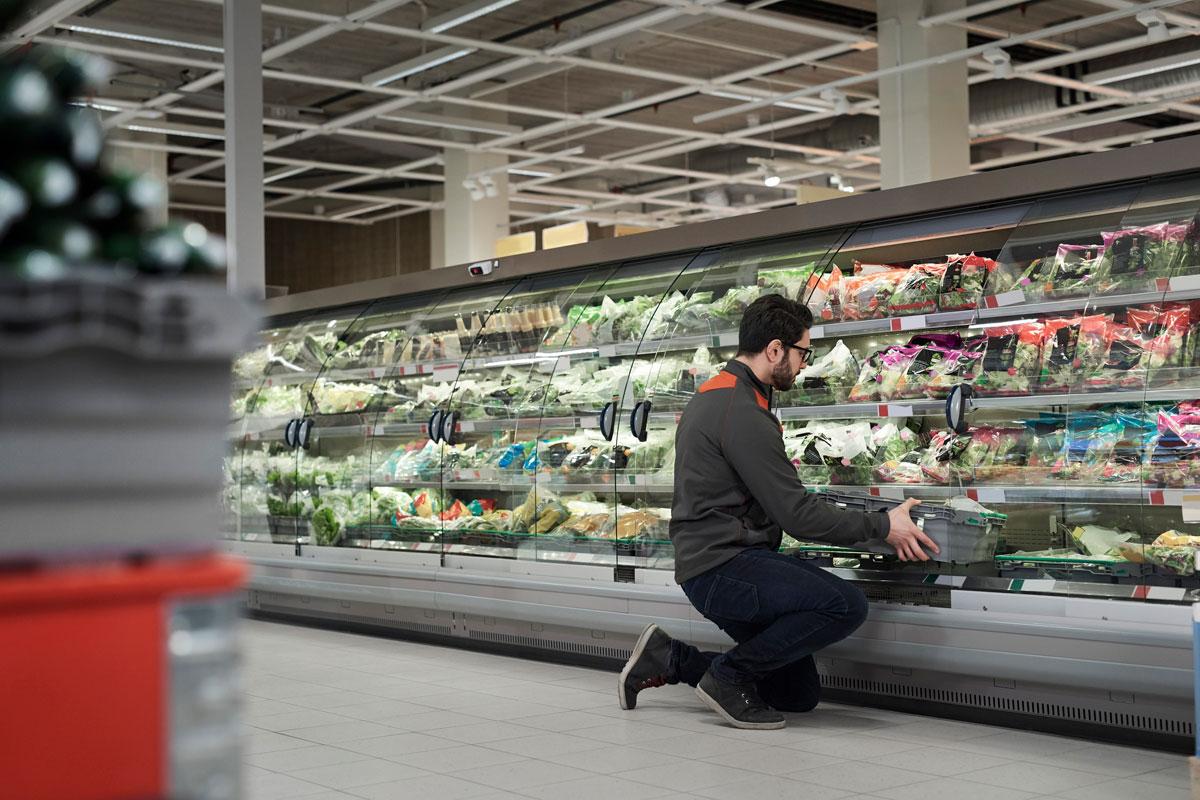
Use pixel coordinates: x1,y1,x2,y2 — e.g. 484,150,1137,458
479,175,498,198
364,46,475,87
58,21,223,53
463,178,485,201
422,0,521,34
263,166,311,184
507,167,556,178
820,88,849,115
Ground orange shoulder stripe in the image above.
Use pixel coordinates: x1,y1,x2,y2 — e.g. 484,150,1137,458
697,371,737,392
698,370,769,410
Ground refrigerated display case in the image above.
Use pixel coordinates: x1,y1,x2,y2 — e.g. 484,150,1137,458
224,137,1200,750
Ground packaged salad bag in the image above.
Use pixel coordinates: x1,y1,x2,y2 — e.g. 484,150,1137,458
1050,413,1123,481
848,346,891,403
887,262,946,316
1085,323,1151,391
793,339,859,404
918,429,970,484
840,263,909,320
939,253,996,311
924,338,986,398
1038,315,1110,393
1095,222,1175,293
1128,304,1191,386
885,334,961,399
972,322,1044,396
1046,243,1104,298
956,426,1028,483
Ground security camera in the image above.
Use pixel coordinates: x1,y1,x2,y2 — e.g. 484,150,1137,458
468,259,498,277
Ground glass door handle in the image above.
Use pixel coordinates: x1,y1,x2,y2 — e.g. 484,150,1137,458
629,399,652,443
599,401,617,441
441,410,460,446
428,409,444,443
284,418,299,449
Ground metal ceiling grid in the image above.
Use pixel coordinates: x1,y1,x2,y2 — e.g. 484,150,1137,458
3,0,1199,230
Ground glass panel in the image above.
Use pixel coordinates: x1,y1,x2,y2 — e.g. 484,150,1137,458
226,307,369,548
613,229,855,577
292,289,453,554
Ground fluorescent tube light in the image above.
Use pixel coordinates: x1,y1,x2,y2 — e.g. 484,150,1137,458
365,46,474,86
422,0,521,34
59,22,223,53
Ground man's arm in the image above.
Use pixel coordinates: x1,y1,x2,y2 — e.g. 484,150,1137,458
721,407,889,545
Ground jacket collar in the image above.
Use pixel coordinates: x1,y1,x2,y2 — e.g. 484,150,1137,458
723,359,773,407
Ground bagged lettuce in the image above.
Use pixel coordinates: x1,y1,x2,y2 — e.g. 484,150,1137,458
919,429,970,484
972,323,1044,396
1051,415,1123,481
1047,243,1104,298
955,426,1027,483
840,264,908,320
1039,314,1111,393
924,340,985,398
888,262,946,316
1128,304,1191,385
793,339,858,403
1095,222,1175,293
1084,323,1147,391
939,253,996,310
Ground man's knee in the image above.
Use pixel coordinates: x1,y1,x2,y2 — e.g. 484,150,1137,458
841,584,869,631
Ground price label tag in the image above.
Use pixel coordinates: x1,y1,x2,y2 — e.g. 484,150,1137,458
580,415,599,429
809,325,825,340
432,364,459,383
459,420,475,433
367,368,380,379
1170,275,1200,293
877,404,913,418
984,290,1025,309
966,488,1006,503
891,315,926,331
1182,491,1200,523
868,486,905,500
597,345,617,358
717,332,738,348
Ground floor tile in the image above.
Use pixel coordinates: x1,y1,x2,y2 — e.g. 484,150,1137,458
338,731,462,760
615,761,761,793
242,730,312,755
945,730,1092,760
870,745,1012,777
1143,762,1192,789
870,776,1041,800
521,775,676,800
1053,778,1190,800
791,732,923,759
426,720,542,745
389,744,527,773
642,732,759,759
245,744,366,772
324,699,443,722
793,761,931,794
696,774,856,800
290,758,429,790
373,710,484,732
703,745,844,775
253,709,352,732
506,710,614,732
574,720,696,746
349,773,494,800
960,761,1106,794
1023,743,1183,778
284,720,401,746
483,732,600,758
543,744,690,774
449,759,593,791
243,767,331,799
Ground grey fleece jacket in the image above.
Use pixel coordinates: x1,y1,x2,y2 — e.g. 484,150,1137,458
668,359,890,584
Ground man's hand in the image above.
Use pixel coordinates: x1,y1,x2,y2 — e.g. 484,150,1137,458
885,498,940,562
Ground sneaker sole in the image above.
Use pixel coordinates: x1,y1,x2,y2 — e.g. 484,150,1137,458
695,684,786,730
618,623,660,711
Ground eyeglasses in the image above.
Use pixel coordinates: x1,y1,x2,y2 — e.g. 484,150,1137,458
784,342,815,363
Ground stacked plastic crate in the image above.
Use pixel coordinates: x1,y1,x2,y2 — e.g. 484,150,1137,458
0,4,256,799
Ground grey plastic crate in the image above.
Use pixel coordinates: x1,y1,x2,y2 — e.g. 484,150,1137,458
818,490,1006,564
0,274,257,561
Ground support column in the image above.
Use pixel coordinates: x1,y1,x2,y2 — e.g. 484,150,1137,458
877,0,970,189
441,150,508,268
223,0,265,298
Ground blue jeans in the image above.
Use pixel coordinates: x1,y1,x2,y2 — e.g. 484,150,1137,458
675,548,869,712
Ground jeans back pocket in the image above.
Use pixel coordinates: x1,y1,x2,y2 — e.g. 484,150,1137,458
703,574,760,624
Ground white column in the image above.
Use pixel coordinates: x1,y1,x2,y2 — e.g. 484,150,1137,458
441,149,508,267
223,0,265,298
877,0,970,189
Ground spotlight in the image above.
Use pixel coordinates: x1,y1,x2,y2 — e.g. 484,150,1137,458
983,48,1013,80
1137,10,1170,42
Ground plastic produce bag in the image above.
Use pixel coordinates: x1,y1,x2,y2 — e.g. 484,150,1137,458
793,340,858,403
1071,525,1136,558
1128,304,1191,384
1047,243,1104,298
1051,415,1123,481
841,264,908,320
1039,315,1111,393
888,262,946,316
939,253,995,311
1084,323,1148,391
971,323,1044,396
1095,223,1172,293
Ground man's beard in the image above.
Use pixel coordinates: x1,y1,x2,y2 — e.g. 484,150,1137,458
771,359,797,391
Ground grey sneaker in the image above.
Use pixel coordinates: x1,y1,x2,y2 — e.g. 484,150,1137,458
696,669,786,730
618,624,673,710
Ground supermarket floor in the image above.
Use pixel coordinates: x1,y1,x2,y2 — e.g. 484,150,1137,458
240,618,1191,800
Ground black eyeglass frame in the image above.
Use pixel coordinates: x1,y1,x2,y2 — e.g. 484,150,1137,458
784,341,815,363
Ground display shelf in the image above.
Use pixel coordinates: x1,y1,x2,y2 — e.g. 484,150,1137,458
808,484,1190,505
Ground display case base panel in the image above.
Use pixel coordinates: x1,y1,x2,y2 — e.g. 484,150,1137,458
243,587,1191,753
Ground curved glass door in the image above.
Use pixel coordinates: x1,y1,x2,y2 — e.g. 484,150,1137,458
612,229,856,578
227,306,370,547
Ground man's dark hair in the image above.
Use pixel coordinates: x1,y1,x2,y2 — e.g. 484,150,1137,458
737,294,813,355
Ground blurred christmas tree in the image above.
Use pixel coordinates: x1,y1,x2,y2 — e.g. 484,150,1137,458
0,0,226,279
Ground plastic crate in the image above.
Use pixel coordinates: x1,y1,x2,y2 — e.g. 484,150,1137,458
0,274,257,560
818,490,1006,564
